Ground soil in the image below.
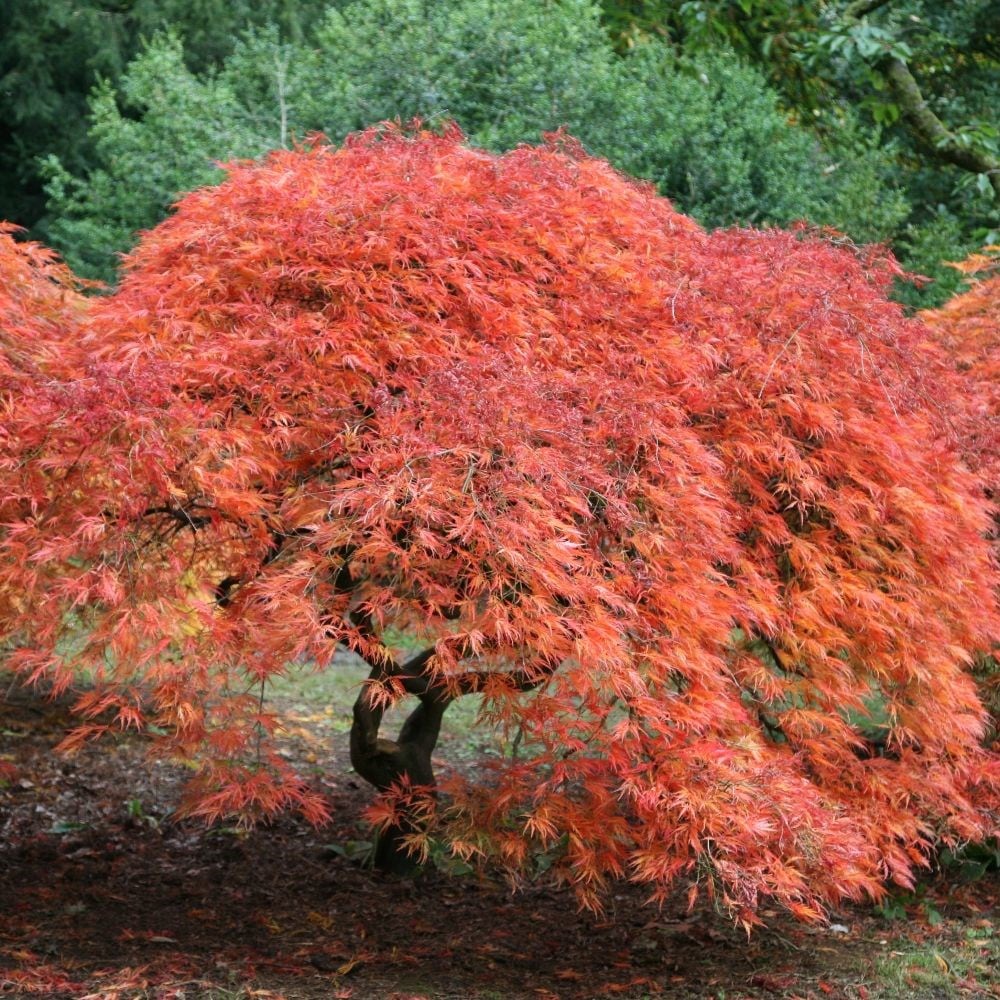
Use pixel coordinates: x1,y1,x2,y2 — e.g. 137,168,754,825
1,682,998,1000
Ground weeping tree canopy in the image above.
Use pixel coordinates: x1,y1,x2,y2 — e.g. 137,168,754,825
3,126,999,925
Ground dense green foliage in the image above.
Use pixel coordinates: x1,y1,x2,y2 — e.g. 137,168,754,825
3,0,994,303
600,0,999,305
42,0,904,283
41,36,275,281
0,0,331,230
605,46,906,243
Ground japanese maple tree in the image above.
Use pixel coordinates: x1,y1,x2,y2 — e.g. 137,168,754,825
4,126,999,925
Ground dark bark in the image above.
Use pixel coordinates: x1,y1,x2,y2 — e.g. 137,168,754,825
336,548,563,872
349,651,451,874
881,57,1000,199
346,637,561,873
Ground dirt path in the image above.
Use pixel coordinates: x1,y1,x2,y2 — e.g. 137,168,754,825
1,683,998,999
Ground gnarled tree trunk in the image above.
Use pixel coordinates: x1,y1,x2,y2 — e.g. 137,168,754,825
349,656,452,874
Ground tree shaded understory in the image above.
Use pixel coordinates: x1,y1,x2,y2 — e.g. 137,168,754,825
2,683,998,1000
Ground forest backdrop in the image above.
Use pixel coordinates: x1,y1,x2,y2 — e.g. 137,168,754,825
0,0,997,306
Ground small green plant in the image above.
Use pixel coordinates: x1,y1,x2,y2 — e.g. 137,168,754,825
125,796,160,829
49,820,89,835
877,887,943,927
939,840,1000,881
427,837,475,877
325,839,374,865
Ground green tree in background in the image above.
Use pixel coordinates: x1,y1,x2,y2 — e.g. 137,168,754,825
0,0,331,230
600,0,999,304
41,35,276,280
42,0,906,283
7,0,986,303
604,45,907,242
299,0,619,147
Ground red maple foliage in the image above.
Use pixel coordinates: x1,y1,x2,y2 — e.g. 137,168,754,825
921,251,1000,740
0,224,90,644
921,251,1000,489
3,127,999,925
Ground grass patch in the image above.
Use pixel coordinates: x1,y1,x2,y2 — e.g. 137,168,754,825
870,921,999,998
267,652,504,760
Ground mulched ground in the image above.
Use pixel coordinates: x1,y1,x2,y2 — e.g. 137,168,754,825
1,682,998,999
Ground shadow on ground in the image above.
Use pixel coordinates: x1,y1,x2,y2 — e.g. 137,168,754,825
1,682,998,999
